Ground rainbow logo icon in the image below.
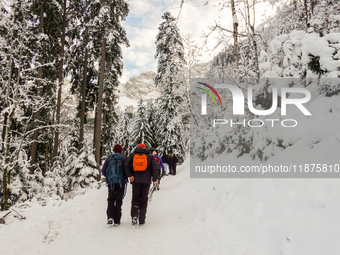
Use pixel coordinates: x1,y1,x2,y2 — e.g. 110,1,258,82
196,82,223,106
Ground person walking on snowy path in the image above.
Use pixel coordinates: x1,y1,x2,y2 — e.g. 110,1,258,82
170,154,178,175
101,144,127,227
124,144,159,226
152,151,165,190
161,152,170,175
167,152,173,175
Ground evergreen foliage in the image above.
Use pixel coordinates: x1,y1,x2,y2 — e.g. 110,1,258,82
154,11,187,161
130,98,153,149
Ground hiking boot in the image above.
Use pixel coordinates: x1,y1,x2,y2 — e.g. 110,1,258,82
114,223,120,227
139,223,144,226
132,217,138,225
156,186,160,190
107,218,113,225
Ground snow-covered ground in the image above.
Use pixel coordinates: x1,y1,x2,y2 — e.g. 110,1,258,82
1,156,340,254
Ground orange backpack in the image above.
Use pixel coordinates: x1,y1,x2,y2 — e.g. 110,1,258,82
133,153,148,171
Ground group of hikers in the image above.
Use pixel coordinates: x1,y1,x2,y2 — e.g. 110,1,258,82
101,143,178,227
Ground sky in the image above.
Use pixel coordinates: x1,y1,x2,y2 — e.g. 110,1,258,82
120,0,278,83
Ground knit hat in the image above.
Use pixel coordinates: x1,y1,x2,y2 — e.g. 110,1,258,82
113,144,123,153
138,143,146,148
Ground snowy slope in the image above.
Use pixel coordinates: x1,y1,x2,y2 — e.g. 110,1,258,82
1,155,340,254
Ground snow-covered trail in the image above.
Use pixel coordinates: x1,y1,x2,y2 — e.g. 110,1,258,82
0,162,210,255
3,155,340,255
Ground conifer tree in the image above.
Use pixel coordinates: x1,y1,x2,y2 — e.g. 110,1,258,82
29,0,62,174
89,0,129,175
154,11,186,161
130,98,153,149
53,0,67,160
145,101,159,151
0,0,49,209
115,111,132,156
154,11,186,91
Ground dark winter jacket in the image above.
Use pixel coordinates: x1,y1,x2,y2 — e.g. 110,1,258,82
161,153,169,164
102,154,128,184
169,155,178,168
124,148,158,184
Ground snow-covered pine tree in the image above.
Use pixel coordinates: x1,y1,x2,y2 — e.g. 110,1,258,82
88,0,129,173
53,0,67,160
27,0,63,175
0,0,50,210
130,98,153,149
114,110,133,156
154,11,187,161
101,78,120,158
155,11,186,92
60,139,97,198
68,0,98,153
145,101,159,151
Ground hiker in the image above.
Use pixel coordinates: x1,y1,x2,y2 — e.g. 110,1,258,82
167,152,173,175
153,151,165,189
171,154,179,175
101,144,127,226
161,152,169,175
124,144,159,226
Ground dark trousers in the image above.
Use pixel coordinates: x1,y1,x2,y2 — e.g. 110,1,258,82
169,165,173,174
131,183,150,224
172,165,177,175
107,184,125,224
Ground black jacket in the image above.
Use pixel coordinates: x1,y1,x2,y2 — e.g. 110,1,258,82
124,148,158,184
161,153,169,164
169,155,178,168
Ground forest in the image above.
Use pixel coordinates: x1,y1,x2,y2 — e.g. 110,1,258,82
1,0,340,210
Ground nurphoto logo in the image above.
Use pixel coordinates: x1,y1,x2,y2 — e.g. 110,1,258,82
196,82,312,128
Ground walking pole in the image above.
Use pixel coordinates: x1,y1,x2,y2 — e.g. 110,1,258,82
148,184,157,202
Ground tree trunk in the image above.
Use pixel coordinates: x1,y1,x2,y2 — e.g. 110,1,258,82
79,28,89,152
1,113,8,153
30,1,44,174
304,0,309,29
53,0,67,160
93,103,97,150
249,0,259,79
2,17,16,210
101,96,107,158
251,31,260,79
2,21,15,154
231,0,239,66
3,125,11,210
1,60,13,153
94,28,106,178
310,0,316,15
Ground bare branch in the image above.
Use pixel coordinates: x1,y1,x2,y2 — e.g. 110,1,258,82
213,20,248,37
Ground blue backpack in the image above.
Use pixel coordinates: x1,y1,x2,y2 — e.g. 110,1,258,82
106,153,124,189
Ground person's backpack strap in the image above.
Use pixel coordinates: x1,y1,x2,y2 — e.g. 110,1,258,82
155,156,161,166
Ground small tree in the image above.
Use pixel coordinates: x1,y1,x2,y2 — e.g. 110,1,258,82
130,98,153,149
114,111,133,156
